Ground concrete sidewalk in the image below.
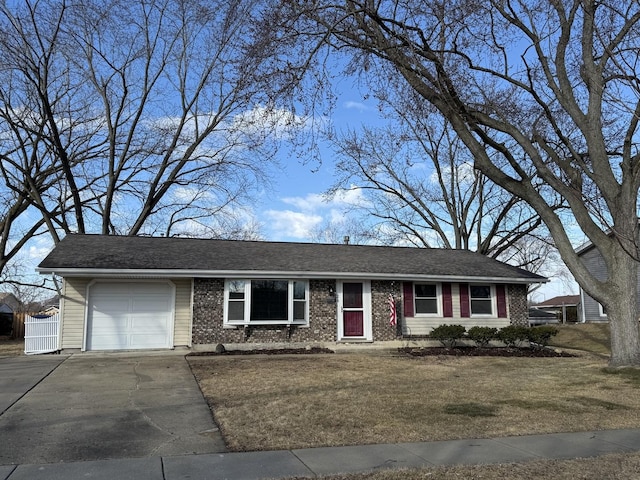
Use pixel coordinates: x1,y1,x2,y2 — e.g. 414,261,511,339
1,428,640,479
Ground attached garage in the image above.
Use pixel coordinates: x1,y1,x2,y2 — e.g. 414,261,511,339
86,281,175,351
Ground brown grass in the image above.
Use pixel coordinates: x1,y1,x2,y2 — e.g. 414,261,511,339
189,324,640,478
549,323,611,356
188,350,640,452
0,336,24,357
278,452,640,479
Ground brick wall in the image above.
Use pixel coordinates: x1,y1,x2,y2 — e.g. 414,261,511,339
192,278,339,344
508,284,529,326
191,278,530,345
371,280,402,340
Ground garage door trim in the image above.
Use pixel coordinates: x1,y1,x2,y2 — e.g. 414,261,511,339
83,279,176,351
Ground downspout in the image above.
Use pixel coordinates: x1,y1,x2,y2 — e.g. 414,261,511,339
50,274,62,297
580,288,586,323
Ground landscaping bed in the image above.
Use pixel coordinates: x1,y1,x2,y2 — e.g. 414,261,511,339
188,346,334,356
400,346,576,357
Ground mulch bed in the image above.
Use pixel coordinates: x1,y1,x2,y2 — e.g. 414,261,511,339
188,346,575,357
400,346,576,357
188,347,335,356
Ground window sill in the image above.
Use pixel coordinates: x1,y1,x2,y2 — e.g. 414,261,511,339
224,321,309,328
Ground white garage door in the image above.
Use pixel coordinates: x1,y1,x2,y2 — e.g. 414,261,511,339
86,282,174,351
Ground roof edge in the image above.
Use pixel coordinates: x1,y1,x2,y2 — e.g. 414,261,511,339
37,267,547,284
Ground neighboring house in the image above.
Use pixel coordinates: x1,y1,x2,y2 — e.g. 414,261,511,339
532,295,582,324
0,292,20,336
39,305,60,316
528,307,559,326
576,241,617,323
37,234,547,352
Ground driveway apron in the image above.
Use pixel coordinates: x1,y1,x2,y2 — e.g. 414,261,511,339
0,354,226,465
0,356,66,415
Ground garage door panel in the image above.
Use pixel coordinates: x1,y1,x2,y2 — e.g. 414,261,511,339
91,297,130,314
87,282,174,351
89,334,129,350
131,297,171,314
130,333,170,348
131,314,170,331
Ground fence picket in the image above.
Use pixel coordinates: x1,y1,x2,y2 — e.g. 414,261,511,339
24,313,60,355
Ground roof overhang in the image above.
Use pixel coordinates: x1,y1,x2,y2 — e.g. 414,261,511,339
37,267,548,284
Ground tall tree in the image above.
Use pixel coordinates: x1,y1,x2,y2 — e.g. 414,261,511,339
270,0,640,366
330,109,545,264
0,0,282,275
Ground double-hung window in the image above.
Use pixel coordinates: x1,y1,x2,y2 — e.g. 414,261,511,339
469,285,494,316
224,279,309,325
414,283,440,316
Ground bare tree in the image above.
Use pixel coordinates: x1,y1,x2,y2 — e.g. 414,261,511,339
268,0,640,366
0,0,284,277
330,108,545,263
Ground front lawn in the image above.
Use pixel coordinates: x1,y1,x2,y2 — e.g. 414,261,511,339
0,336,24,357
549,323,611,356
188,351,640,452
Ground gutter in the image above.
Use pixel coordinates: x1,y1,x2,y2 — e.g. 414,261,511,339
37,267,547,284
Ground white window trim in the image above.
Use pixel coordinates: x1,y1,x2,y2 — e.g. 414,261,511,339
598,303,608,317
413,282,442,317
223,279,309,326
469,284,497,317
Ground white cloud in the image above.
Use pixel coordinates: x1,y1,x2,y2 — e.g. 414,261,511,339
429,162,476,185
263,210,323,239
343,101,374,112
231,105,310,140
263,187,370,241
329,187,367,208
281,187,367,212
28,237,55,261
281,193,326,211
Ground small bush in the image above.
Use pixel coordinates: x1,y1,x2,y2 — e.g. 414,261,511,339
528,326,559,348
497,325,530,347
430,324,466,348
467,326,498,348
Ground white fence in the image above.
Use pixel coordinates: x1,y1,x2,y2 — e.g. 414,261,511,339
24,313,60,355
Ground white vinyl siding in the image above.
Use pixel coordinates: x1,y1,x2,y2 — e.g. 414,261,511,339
61,277,91,349
173,278,192,346
403,317,510,336
402,283,508,336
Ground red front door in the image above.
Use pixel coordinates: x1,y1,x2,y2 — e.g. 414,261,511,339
342,282,364,336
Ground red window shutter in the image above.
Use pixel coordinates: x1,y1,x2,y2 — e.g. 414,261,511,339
442,282,453,317
403,282,414,317
459,283,470,318
496,284,507,317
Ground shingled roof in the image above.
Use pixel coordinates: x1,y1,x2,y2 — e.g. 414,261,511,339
37,234,547,283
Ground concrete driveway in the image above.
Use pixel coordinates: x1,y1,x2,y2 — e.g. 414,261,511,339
0,353,226,465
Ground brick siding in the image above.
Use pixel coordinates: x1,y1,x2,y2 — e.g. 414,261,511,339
192,278,339,344
508,284,529,326
192,278,405,345
191,278,521,345
371,280,402,340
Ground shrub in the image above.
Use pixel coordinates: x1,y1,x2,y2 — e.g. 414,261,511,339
467,326,498,348
528,326,559,348
430,324,466,348
497,325,530,347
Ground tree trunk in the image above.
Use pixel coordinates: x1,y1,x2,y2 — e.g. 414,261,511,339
605,254,640,367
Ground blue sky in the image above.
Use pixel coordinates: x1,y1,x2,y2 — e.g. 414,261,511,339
254,96,379,242
16,91,577,301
